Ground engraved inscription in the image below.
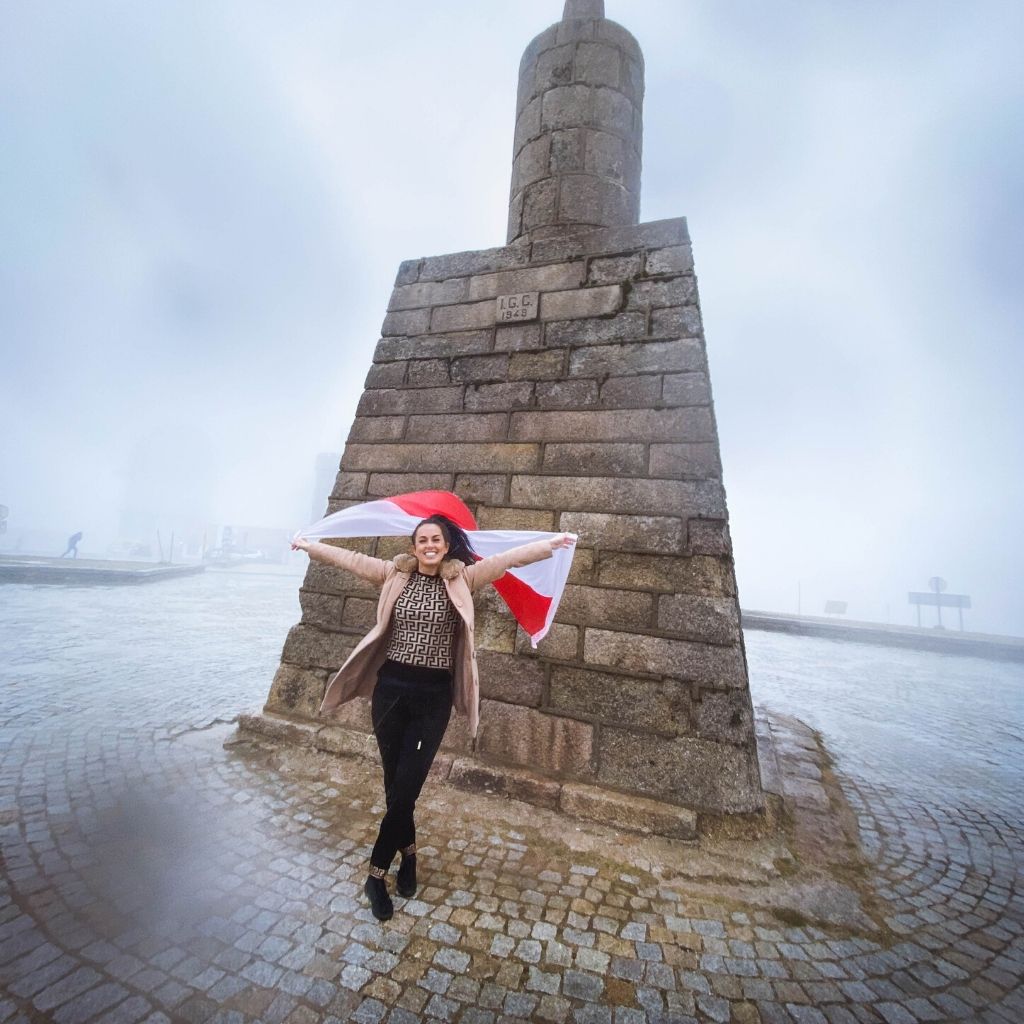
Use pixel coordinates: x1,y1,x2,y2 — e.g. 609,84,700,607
496,292,539,323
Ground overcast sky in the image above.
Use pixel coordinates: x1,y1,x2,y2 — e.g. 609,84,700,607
2,1,1022,633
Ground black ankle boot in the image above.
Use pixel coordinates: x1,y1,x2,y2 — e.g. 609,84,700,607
396,848,417,898
364,871,393,921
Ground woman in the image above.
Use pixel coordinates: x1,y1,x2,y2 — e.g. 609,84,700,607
291,515,575,921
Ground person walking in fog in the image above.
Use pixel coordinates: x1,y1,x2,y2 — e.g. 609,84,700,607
292,515,575,922
60,531,82,558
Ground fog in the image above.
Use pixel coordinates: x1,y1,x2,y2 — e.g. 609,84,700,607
2,1,1022,633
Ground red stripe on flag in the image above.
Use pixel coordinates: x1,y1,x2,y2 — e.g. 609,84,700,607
388,491,478,531
493,573,552,638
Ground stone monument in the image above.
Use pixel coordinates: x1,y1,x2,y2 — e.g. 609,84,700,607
258,0,764,837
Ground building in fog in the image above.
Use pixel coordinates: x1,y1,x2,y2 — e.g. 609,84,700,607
311,453,341,525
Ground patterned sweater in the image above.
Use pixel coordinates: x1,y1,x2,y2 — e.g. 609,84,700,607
384,571,460,670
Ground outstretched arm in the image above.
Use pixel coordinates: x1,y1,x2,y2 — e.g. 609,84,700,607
291,537,389,585
464,534,576,593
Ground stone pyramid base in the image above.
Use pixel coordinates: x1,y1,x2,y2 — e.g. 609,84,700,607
235,710,782,841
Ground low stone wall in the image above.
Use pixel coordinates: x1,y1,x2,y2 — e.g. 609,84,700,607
743,609,1024,663
0,557,205,586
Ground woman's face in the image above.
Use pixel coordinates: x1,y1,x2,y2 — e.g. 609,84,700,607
412,523,449,574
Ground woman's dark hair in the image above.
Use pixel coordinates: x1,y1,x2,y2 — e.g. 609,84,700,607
411,515,477,565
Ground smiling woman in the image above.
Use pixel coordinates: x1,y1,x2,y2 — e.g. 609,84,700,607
291,514,574,921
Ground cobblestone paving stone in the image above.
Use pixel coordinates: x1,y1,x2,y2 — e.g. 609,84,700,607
1,575,1023,1022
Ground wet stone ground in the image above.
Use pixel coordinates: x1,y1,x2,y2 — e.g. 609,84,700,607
1,573,1023,1023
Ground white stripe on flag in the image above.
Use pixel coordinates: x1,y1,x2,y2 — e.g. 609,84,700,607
296,499,419,541
295,495,576,644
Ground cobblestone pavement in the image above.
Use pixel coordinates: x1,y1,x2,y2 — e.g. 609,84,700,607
1,575,1023,1023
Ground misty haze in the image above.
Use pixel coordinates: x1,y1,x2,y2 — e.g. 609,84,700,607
2,4,1024,1023
2,1,1022,633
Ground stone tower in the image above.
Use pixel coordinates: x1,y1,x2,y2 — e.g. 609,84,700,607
258,0,764,835
508,0,643,244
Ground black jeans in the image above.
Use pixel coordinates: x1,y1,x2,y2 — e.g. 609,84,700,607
369,663,452,870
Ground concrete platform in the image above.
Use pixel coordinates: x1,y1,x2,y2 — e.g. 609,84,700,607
0,554,205,586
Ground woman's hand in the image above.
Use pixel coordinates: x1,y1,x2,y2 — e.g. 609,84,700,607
291,536,313,553
548,533,577,551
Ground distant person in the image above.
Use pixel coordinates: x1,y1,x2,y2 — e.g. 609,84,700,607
60,531,83,558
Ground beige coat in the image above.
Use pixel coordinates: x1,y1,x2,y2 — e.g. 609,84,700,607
316,540,553,736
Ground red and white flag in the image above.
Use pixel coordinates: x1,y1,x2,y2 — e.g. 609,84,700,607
297,490,576,647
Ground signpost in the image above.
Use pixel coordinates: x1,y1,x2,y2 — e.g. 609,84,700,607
908,577,971,630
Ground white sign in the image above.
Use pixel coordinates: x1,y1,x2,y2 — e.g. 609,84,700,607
496,292,539,323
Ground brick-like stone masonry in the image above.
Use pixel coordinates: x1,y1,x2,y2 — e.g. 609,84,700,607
266,212,763,826
265,0,763,828
508,0,644,244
